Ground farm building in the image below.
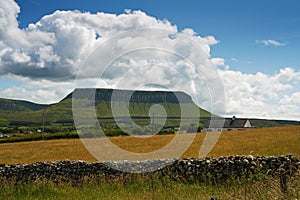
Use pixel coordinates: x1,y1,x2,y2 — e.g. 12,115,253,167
203,116,252,132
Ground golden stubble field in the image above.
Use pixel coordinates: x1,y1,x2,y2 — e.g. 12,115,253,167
0,126,299,164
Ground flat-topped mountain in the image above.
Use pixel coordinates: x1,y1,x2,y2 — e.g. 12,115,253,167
0,88,298,128
0,88,211,126
65,88,193,103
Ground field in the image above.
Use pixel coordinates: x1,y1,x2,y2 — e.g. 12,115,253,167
1,126,300,199
0,126,299,164
1,171,300,200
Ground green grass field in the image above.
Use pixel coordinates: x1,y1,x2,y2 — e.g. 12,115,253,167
1,170,299,200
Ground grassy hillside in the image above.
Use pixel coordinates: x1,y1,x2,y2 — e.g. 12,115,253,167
0,88,298,129
0,98,49,126
1,99,73,126
1,88,212,126
0,98,48,113
250,118,300,127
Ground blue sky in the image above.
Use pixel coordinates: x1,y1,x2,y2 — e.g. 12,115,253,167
1,0,300,120
15,0,300,74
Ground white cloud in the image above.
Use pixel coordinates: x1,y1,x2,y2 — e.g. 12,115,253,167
10,50,31,63
230,58,239,62
0,0,299,120
280,92,300,106
1,0,225,111
0,0,219,83
0,86,59,103
0,74,74,103
211,58,225,66
220,67,300,120
256,39,286,47
276,91,300,120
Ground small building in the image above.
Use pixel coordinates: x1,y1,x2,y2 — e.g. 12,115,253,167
0,133,9,138
203,116,251,132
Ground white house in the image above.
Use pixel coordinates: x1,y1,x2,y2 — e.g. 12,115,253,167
203,116,252,132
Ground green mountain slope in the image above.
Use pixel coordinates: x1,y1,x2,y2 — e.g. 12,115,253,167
0,89,299,129
0,98,49,126
1,88,212,126
0,98,48,113
70,88,211,118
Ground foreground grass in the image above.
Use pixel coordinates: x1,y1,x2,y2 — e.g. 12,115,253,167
0,126,299,164
1,171,299,200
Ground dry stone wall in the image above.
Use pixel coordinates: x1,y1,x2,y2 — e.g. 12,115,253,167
0,155,299,183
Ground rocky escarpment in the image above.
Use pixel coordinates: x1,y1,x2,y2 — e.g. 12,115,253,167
0,155,299,183
68,88,193,103
70,88,210,118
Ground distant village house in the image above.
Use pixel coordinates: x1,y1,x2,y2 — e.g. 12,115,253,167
0,132,9,138
203,116,252,132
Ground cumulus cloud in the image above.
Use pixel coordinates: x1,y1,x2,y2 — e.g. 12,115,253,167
256,39,286,47
3,0,216,81
0,0,223,110
0,86,61,103
0,0,299,120
0,74,74,103
277,92,300,120
280,92,300,105
220,67,300,120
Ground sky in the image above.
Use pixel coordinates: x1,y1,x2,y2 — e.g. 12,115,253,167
0,0,300,120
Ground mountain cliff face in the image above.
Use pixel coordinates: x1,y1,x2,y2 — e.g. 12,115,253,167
70,88,210,118
65,88,193,104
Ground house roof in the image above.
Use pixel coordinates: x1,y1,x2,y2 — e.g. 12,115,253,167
204,117,249,129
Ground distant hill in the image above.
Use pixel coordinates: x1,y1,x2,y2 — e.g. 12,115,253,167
0,88,298,128
0,88,211,126
0,98,48,113
249,118,300,128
